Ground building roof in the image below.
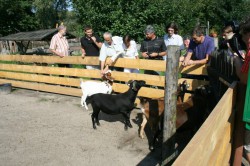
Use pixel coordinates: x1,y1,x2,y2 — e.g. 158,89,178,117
0,29,76,41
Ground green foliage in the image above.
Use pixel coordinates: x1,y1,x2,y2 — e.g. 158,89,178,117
0,0,71,36
0,0,39,36
72,0,250,42
1,0,249,42
33,0,70,29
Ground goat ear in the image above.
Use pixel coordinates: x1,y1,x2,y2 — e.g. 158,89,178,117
127,80,134,86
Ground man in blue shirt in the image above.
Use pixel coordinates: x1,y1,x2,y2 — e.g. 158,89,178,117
182,26,215,66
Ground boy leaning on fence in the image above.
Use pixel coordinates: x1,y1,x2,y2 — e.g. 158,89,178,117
181,26,215,66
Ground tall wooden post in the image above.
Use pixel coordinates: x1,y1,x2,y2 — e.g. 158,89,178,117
162,45,180,165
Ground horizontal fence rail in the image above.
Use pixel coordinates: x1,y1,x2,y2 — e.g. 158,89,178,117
0,54,207,74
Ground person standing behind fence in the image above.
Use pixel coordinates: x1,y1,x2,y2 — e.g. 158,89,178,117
140,25,167,75
81,26,103,69
221,24,246,59
50,25,71,68
163,22,183,61
179,36,191,62
234,18,250,164
99,32,124,75
122,35,139,73
182,26,215,66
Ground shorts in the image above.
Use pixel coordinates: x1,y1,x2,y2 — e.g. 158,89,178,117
244,129,250,153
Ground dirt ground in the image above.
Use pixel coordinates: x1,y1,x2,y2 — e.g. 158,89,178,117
0,88,162,166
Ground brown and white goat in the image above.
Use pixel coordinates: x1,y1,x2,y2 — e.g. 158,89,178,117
139,80,191,139
80,70,114,110
139,96,193,139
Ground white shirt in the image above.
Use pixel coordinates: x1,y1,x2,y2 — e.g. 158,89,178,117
122,40,138,59
163,34,184,60
99,36,124,62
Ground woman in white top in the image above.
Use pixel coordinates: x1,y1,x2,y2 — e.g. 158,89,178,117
122,35,139,73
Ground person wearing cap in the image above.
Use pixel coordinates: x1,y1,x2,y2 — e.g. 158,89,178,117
140,25,167,75
50,25,71,68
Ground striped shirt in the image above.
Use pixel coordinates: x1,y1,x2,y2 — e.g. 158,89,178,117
241,44,250,73
50,33,69,56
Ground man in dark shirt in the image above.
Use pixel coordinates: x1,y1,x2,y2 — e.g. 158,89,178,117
140,25,167,75
81,26,102,69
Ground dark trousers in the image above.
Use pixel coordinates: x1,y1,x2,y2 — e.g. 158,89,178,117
144,70,159,75
58,64,72,77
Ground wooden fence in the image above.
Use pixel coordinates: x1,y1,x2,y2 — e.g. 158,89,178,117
173,81,237,165
173,50,238,165
0,54,208,103
0,50,240,164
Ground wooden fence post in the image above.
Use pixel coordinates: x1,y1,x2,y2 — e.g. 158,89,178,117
162,45,180,165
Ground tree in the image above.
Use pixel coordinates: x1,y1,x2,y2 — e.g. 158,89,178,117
72,0,170,41
33,0,70,29
0,0,38,36
72,0,250,42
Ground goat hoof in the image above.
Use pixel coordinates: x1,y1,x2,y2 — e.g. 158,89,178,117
139,135,144,139
128,124,133,128
124,126,128,131
149,145,155,151
97,122,100,126
93,126,97,129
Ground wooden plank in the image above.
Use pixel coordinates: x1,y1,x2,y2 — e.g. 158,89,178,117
0,55,166,71
208,122,232,165
173,82,237,165
214,124,232,165
0,55,99,65
221,144,232,165
112,71,165,87
0,55,208,74
107,57,166,71
0,64,164,86
0,71,81,87
113,83,164,99
0,63,101,78
179,64,208,75
162,45,180,165
0,78,82,97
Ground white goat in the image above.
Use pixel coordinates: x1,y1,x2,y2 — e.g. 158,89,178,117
80,70,113,110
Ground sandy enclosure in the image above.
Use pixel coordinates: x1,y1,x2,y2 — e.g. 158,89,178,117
0,89,161,166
